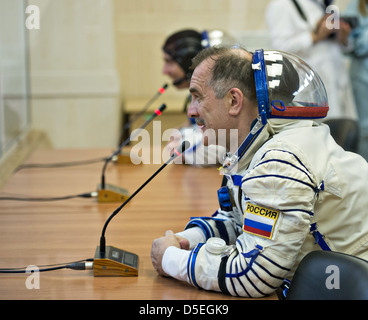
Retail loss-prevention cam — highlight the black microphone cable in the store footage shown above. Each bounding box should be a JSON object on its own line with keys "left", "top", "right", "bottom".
{"left": 0, "top": 258, "right": 94, "bottom": 273}
{"left": 15, "top": 156, "right": 108, "bottom": 172}
{"left": 0, "top": 191, "right": 97, "bottom": 202}
{"left": 5, "top": 105, "right": 166, "bottom": 202}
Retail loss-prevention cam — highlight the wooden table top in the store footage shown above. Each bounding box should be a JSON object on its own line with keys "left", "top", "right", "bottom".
{"left": 0, "top": 147, "right": 277, "bottom": 301}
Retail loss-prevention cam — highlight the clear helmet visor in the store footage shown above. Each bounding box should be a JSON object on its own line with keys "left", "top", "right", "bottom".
{"left": 201, "top": 29, "right": 236, "bottom": 48}
{"left": 253, "top": 50, "right": 329, "bottom": 123}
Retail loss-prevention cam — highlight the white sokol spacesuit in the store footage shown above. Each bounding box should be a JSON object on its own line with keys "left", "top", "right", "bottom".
{"left": 161, "top": 50, "right": 368, "bottom": 298}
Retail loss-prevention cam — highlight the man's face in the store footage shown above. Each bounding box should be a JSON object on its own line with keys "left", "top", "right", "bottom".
{"left": 162, "top": 53, "right": 188, "bottom": 89}
{"left": 188, "top": 58, "right": 232, "bottom": 147}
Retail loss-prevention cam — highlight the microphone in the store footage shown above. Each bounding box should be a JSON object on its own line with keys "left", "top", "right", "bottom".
{"left": 97, "top": 103, "right": 167, "bottom": 202}
{"left": 121, "top": 83, "right": 168, "bottom": 135}
{"left": 93, "top": 141, "right": 191, "bottom": 277}
{"left": 117, "top": 84, "right": 168, "bottom": 164}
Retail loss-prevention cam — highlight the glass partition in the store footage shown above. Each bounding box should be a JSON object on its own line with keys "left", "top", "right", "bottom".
{"left": 0, "top": 0, "right": 30, "bottom": 158}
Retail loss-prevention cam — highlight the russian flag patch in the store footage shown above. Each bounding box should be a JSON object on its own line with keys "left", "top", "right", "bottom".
{"left": 243, "top": 203, "right": 279, "bottom": 239}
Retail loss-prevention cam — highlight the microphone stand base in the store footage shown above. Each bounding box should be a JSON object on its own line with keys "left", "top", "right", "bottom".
{"left": 97, "top": 183, "right": 130, "bottom": 202}
{"left": 93, "top": 245, "right": 139, "bottom": 277}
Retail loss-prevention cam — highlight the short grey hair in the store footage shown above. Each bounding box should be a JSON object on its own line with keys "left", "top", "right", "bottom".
{"left": 190, "top": 46, "right": 257, "bottom": 102}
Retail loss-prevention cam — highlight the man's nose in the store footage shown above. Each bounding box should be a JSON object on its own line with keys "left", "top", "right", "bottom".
{"left": 187, "top": 101, "right": 198, "bottom": 119}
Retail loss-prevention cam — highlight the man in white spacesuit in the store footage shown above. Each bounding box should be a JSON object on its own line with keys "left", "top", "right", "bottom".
{"left": 151, "top": 46, "right": 368, "bottom": 298}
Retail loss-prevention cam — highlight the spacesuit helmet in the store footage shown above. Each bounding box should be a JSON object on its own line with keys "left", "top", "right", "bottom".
{"left": 252, "top": 49, "right": 329, "bottom": 125}
{"left": 201, "top": 29, "right": 236, "bottom": 49}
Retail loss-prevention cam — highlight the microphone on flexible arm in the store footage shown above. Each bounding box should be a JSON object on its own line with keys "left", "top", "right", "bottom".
{"left": 116, "top": 83, "right": 169, "bottom": 164}
{"left": 93, "top": 140, "right": 191, "bottom": 277}
{"left": 172, "top": 77, "right": 186, "bottom": 86}
{"left": 124, "top": 84, "right": 168, "bottom": 132}
{"left": 97, "top": 103, "right": 167, "bottom": 203}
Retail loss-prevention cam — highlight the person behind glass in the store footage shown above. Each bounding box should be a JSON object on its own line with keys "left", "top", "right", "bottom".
{"left": 162, "top": 29, "right": 226, "bottom": 166}
{"left": 151, "top": 46, "right": 368, "bottom": 298}
{"left": 265, "top": 0, "right": 357, "bottom": 121}
{"left": 345, "top": 0, "right": 368, "bottom": 161}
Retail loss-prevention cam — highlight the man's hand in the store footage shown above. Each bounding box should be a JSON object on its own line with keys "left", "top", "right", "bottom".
{"left": 312, "top": 14, "right": 336, "bottom": 43}
{"left": 336, "top": 19, "right": 351, "bottom": 46}
{"left": 151, "top": 230, "right": 189, "bottom": 276}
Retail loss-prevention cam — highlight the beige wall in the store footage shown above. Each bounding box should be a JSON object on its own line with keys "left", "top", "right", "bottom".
{"left": 114, "top": 0, "right": 269, "bottom": 99}
{"left": 29, "top": 0, "right": 351, "bottom": 148}
{"left": 114, "top": 0, "right": 350, "bottom": 98}
{"left": 29, "top": 0, "right": 121, "bottom": 148}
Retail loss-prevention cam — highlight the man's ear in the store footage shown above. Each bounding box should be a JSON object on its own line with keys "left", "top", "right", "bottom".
{"left": 226, "top": 88, "right": 244, "bottom": 116}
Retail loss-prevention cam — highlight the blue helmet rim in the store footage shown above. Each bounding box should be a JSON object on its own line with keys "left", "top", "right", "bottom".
{"left": 252, "top": 49, "right": 270, "bottom": 125}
